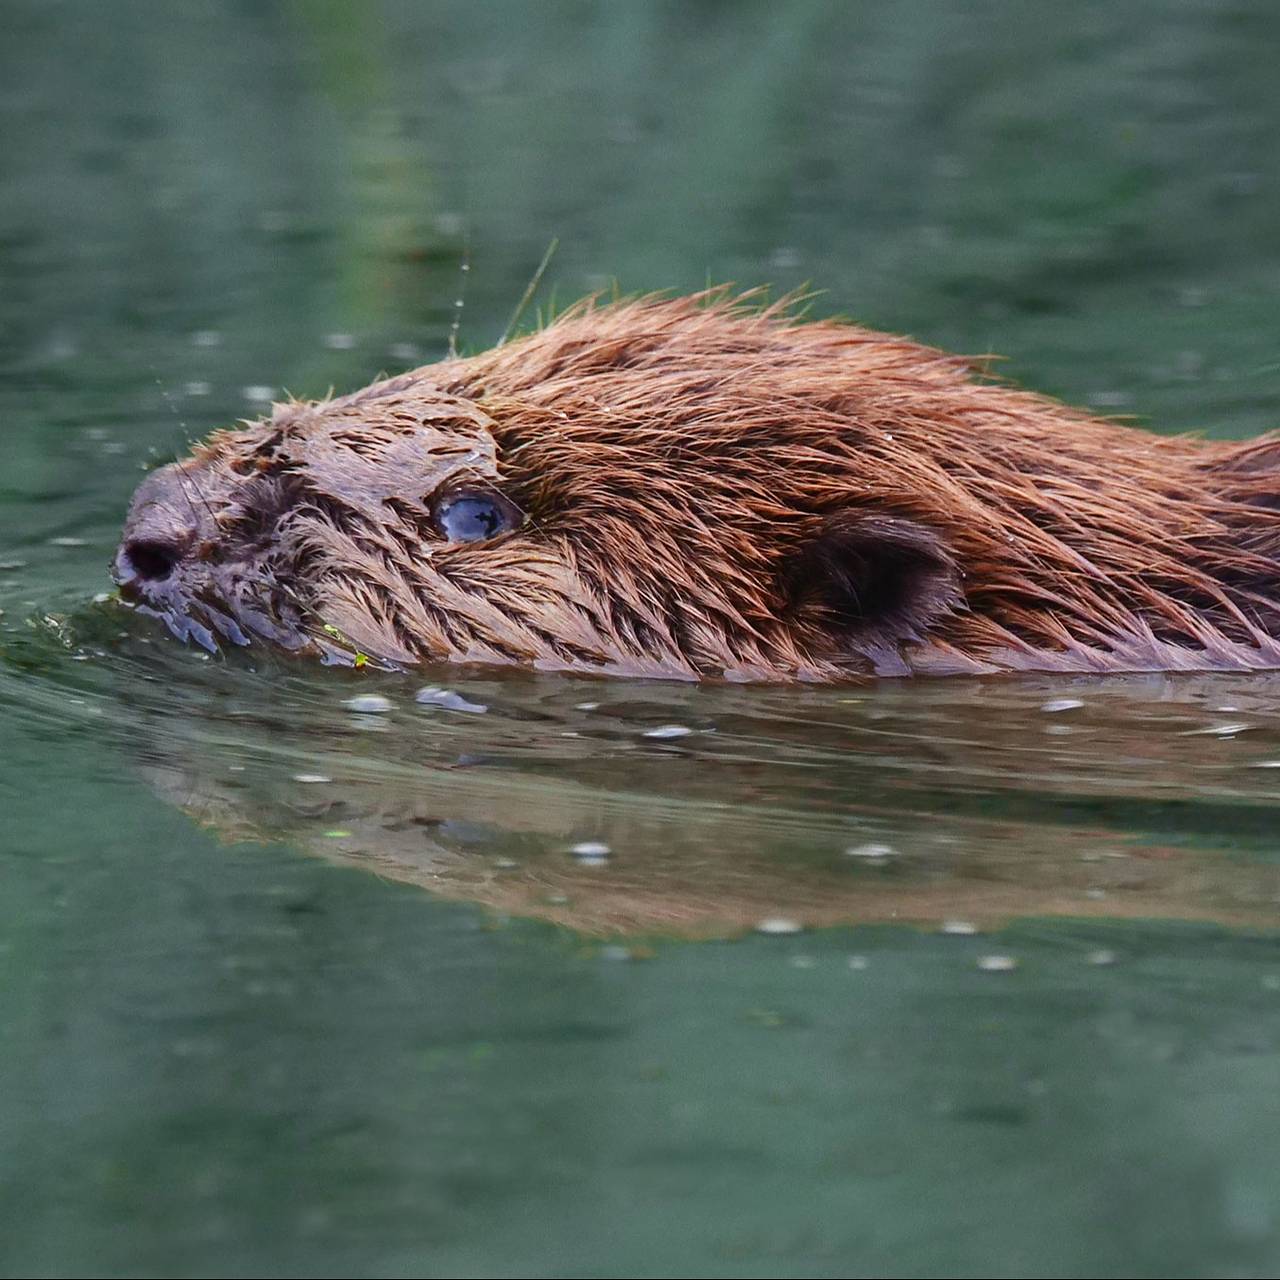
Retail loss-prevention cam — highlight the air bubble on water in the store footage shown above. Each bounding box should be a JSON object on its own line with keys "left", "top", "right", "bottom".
{"left": 48, "top": 536, "right": 88, "bottom": 547}
{"left": 643, "top": 724, "right": 693, "bottom": 739}
{"left": 184, "top": 381, "right": 211, "bottom": 397}
{"left": 977, "top": 954, "right": 1018, "bottom": 972}
{"left": 790, "top": 955, "right": 816, "bottom": 969}
{"left": 844, "top": 842, "right": 897, "bottom": 863}
{"left": 755, "top": 917, "right": 802, "bottom": 935}
{"left": 192, "top": 330, "right": 222, "bottom": 347}
{"left": 847, "top": 955, "right": 869, "bottom": 970}
{"left": 415, "top": 686, "right": 487, "bottom": 713}
{"left": 575, "top": 702, "right": 600, "bottom": 711}
{"left": 941, "top": 919, "right": 978, "bottom": 936}
{"left": 292, "top": 773, "right": 332, "bottom": 784}
{"left": 1185, "top": 722, "right": 1252, "bottom": 737}
{"left": 324, "top": 333, "right": 356, "bottom": 350}
{"left": 571, "top": 841, "right": 611, "bottom": 865}
{"left": 243, "top": 385, "right": 275, "bottom": 403}
{"left": 388, "top": 342, "right": 420, "bottom": 363}
{"left": 1086, "top": 949, "right": 1117, "bottom": 966}
{"left": 344, "top": 694, "right": 393, "bottom": 714}
{"left": 1040, "top": 697, "right": 1084, "bottom": 713}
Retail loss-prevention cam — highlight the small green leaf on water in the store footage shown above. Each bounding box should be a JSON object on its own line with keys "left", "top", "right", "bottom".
{"left": 323, "top": 830, "right": 353, "bottom": 839}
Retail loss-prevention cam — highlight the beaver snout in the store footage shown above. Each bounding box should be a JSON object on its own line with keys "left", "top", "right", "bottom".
{"left": 113, "top": 463, "right": 202, "bottom": 597}
{"left": 113, "top": 456, "right": 307, "bottom": 654}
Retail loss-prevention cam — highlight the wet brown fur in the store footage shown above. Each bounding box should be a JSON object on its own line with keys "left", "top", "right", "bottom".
{"left": 116, "top": 289, "right": 1280, "bottom": 680}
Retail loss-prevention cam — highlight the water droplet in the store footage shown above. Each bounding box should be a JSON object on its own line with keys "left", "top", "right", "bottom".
{"left": 1185, "top": 722, "right": 1252, "bottom": 738}
{"left": 344, "top": 694, "right": 393, "bottom": 714}
{"left": 643, "top": 724, "right": 693, "bottom": 739}
{"left": 243, "top": 385, "right": 275, "bottom": 403}
{"left": 415, "top": 686, "right": 487, "bottom": 713}
{"left": 755, "top": 917, "right": 802, "bottom": 935}
{"left": 941, "top": 919, "right": 978, "bottom": 936}
{"left": 1040, "top": 697, "right": 1084, "bottom": 713}
{"left": 571, "top": 841, "right": 611, "bottom": 866}
{"left": 844, "top": 842, "right": 897, "bottom": 863}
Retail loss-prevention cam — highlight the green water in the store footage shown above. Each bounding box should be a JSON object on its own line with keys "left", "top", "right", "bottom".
{"left": 5, "top": 3, "right": 1280, "bottom": 1275}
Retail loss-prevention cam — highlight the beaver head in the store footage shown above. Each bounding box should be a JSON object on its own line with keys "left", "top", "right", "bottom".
{"left": 114, "top": 291, "right": 1280, "bottom": 680}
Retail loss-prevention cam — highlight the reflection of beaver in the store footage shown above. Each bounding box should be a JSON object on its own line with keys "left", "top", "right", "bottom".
{"left": 115, "top": 290, "right": 1280, "bottom": 680}
{"left": 137, "top": 668, "right": 1280, "bottom": 937}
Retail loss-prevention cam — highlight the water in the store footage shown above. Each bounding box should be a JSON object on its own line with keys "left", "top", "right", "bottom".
{"left": 4, "top": 3, "right": 1280, "bottom": 1275}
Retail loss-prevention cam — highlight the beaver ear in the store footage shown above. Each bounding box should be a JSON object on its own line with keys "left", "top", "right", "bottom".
{"left": 782, "top": 513, "right": 963, "bottom": 669}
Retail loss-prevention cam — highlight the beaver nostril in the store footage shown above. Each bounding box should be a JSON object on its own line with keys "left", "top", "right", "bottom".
{"left": 123, "top": 537, "right": 184, "bottom": 582}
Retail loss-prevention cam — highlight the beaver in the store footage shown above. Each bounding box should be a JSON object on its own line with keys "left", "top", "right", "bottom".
{"left": 114, "top": 289, "right": 1280, "bottom": 681}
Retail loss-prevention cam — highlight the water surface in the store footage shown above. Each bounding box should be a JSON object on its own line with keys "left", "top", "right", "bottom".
{"left": 5, "top": 3, "right": 1280, "bottom": 1276}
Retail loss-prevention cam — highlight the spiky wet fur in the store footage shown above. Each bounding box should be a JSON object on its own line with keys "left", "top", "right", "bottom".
{"left": 122, "top": 290, "right": 1280, "bottom": 680}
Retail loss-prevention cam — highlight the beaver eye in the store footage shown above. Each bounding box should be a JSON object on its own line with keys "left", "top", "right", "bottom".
{"left": 433, "top": 490, "right": 523, "bottom": 543}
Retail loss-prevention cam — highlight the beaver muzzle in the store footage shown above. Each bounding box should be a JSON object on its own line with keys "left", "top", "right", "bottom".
{"left": 113, "top": 460, "right": 295, "bottom": 652}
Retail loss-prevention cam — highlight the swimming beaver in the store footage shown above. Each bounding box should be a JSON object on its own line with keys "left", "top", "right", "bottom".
{"left": 114, "top": 290, "right": 1280, "bottom": 680}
